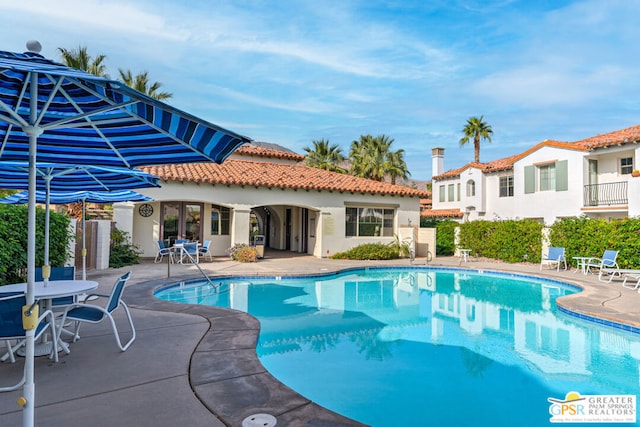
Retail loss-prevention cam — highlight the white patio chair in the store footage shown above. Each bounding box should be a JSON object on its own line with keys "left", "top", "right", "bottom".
{"left": 154, "top": 240, "right": 174, "bottom": 264}
{"left": 540, "top": 247, "right": 567, "bottom": 271}
{"left": 198, "top": 240, "right": 213, "bottom": 261}
{"left": 585, "top": 250, "right": 620, "bottom": 281}
{"left": 57, "top": 272, "right": 136, "bottom": 352}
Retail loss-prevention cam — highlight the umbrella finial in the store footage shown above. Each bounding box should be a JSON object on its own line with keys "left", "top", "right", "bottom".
{"left": 26, "top": 40, "right": 42, "bottom": 53}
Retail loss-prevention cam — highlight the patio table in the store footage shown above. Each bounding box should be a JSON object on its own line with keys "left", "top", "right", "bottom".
{"left": 572, "top": 256, "right": 591, "bottom": 275}
{"left": 1, "top": 280, "right": 98, "bottom": 356}
{"left": 459, "top": 249, "right": 472, "bottom": 264}
{"left": 173, "top": 242, "right": 201, "bottom": 264}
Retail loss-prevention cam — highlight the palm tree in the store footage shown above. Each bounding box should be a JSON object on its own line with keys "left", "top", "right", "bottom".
{"left": 303, "top": 139, "right": 346, "bottom": 173}
{"left": 57, "top": 45, "right": 108, "bottom": 77}
{"left": 349, "top": 134, "right": 409, "bottom": 183}
{"left": 118, "top": 69, "right": 173, "bottom": 101}
{"left": 459, "top": 116, "right": 493, "bottom": 163}
{"left": 384, "top": 148, "right": 410, "bottom": 185}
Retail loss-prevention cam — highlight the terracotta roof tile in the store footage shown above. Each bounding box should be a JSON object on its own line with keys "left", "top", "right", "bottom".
{"left": 570, "top": 124, "right": 640, "bottom": 150}
{"left": 140, "top": 161, "right": 430, "bottom": 198}
{"left": 234, "top": 144, "right": 305, "bottom": 161}
{"left": 434, "top": 123, "right": 640, "bottom": 181}
{"left": 420, "top": 208, "right": 463, "bottom": 218}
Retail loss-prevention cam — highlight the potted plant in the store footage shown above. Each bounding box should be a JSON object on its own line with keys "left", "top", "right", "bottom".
{"left": 632, "top": 170, "right": 640, "bottom": 177}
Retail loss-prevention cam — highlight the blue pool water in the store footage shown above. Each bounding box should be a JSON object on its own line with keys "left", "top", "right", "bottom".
{"left": 155, "top": 268, "right": 640, "bottom": 426}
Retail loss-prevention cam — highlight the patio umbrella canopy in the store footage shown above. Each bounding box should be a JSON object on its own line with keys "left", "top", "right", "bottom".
{"left": 0, "top": 42, "right": 251, "bottom": 427}
{"left": 0, "top": 162, "right": 160, "bottom": 191}
{"left": 0, "top": 162, "right": 160, "bottom": 280}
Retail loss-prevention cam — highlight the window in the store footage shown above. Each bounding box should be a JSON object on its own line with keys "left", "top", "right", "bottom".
{"left": 210, "top": 204, "right": 230, "bottom": 235}
{"left": 524, "top": 160, "right": 567, "bottom": 193}
{"left": 457, "top": 183, "right": 461, "bottom": 201}
{"left": 620, "top": 157, "right": 633, "bottom": 175}
{"left": 466, "top": 180, "right": 475, "bottom": 197}
{"left": 539, "top": 163, "right": 556, "bottom": 191}
{"left": 345, "top": 207, "right": 394, "bottom": 237}
{"left": 499, "top": 175, "right": 514, "bottom": 197}
{"left": 439, "top": 185, "right": 445, "bottom": 202}
{"left": 448, "top": 184, "right": 455, "bottom": 201}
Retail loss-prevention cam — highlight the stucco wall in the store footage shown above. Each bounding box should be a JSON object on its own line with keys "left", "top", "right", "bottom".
{"left": 117, "top": 181, "right": 422, "bottom": 259}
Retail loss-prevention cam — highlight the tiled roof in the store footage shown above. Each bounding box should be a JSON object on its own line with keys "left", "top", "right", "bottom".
{"left": 140, "top": 161, "right": 430, "bottom": 197}
{"left": 234, "top": 144, "right": 305, "bottom": 161}
{"left": 433, "top": 123, "right": 640, "bottom": 180}
{"left": 571, "top": 124, "right": 640, "bottom": 150}
{"left": 420, "top": 208, "right": 463, "bottom": 218}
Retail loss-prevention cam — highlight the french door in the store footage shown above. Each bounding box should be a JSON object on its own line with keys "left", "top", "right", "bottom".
{"left": 161, "top": 202, "right": 203, "bottom": 245}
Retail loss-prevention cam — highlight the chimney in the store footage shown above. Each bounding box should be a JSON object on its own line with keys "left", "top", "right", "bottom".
{"left": 432, "top": 147, "right": 444, "bottom": 178}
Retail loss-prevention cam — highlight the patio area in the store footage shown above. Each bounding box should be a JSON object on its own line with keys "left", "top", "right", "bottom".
{"left": 1, "top": 252, "right": 640, "bottom": 426}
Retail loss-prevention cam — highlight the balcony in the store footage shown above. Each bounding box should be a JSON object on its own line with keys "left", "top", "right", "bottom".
{"left": 583, "top": 181, "right": 628, "bottom": 207}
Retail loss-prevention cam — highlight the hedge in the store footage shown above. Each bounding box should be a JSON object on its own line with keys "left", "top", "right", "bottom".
{"left": 448, "top": 216, "right": 640, "bottom": 267}
{"left": 0, "top": 204, "right": 72, "bottom": 286}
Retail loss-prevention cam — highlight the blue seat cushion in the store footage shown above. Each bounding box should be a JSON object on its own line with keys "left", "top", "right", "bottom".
{"left": 66, "top": 306, "right": 105, "bottom": 323}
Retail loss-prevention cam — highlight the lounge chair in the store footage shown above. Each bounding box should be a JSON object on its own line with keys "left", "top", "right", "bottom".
{"left": 0, "top": 293, "right": 58, "bottom": 374}
{"left": 154, "top": 240, "right": 173, "bottom": 264}
{"left": 540, "top": 247, "right": 567, "bottom": 271}
{"left": 57, "top": 272, "right": 136, "bottom": 352}
{"left": 621, "top": 271, "right": 640, "bottom": 289}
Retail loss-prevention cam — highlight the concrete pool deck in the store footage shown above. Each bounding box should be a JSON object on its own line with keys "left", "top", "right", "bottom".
{"left": 1, "top": 252, "right": 640, "bottom": 426}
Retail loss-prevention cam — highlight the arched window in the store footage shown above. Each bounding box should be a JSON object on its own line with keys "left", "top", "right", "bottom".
{"left": 466, "top": 180, "right": 476, "bottom": 197}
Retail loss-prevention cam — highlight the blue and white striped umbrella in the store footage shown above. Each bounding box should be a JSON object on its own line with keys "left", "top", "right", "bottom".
{"left": 0, "top": 43, "right": 251, "bottom": 426}
{"left": 0, "top": 189, "right": 153, "bottom": 280}
{"left": 0, "top": 49, "right": 251, "bottom": 168}
{"left": 0, "top": 162, "right": 160, "bottom": 191}
{"left": 0, "top": 189, "right": 152, "bottom": 204}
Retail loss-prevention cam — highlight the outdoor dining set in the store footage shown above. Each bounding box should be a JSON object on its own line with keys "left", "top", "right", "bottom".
{"left": 0, "top": 43, "right": 252, "bottom": 426}
{"left": 155, "top": 239, "right": 213, "bottom": 265}
{"left": 539, "top": 247, "right": 640, "bottom": 291}
{"left": 1, "top": 268, "right": 136, "bottom": 387}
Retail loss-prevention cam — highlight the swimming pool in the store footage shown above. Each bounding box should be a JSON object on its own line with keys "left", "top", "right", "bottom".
{"left": 155, "top": 267, "right": 640, "bottom": 426}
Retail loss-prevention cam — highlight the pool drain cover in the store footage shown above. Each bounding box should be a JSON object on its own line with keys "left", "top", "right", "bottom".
{"left": 242, "top": 413, "right": 277, "bottom": 427}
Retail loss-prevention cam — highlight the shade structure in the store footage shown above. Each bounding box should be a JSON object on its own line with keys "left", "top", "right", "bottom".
{"left": 0, "top": 189, "right": 152, "bottom": 280}
{"left": 0, "top": 162, "right": 160, "bottom": 192}
{"left": 0, "top": 161, "right": 160, "bottom": 281}
{"left": 0, "top": 189, "right": 152, "bottom": 204}
{"left": 0, "top": 50, "right": 251, "bottom": 167}
{"left": 0, "top": 45, "right": 251, "bottom": 427}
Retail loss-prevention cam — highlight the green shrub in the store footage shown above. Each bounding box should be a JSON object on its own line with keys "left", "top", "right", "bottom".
{"left": 549, "top": 216, "right": 640, "bottom": 269}
{"left": 227, "top": 243, "right": 257, "bottom": 262}
{"left": 109, "top": 227, "right": 141, "bottom": 268}
{"left": 0, "top": 204, "right": 71, "bottom": 286}
{"left": 459, "top": 219, "right": 543, "bottom": 263}
{"left": 387, "top": 234, "right": 411, "bottom": 258}
{"left": 421, "top": 218, "right": 458, "bottom": 255}
{"left": 331, "top": 243, "right": 399, "bottom": 260}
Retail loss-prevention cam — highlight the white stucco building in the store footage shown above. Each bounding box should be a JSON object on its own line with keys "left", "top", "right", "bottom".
{"left": 114, "top": 144, "right": 431, "bottom": 259}
{"left": 430, "top": 124, "right": 640, "bottom": 224}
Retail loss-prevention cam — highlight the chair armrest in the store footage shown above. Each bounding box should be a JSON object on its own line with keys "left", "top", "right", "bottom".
{"left": 85, "top": 293, "right": 109, "bottom": 299}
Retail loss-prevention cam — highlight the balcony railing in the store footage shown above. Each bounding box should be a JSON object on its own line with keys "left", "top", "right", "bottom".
{"left": 583, "top": 181, "right": 628, "bottom": 207}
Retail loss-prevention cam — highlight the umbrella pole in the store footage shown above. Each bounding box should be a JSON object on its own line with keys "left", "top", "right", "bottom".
{"left": 82, "top": 200, "right": 86, "bottom": 280}
{"left": 43, "top": 178, "right": 51, "bottom": 286}
{"left": 23, "top": 72, "right": 39, "bottom": 427}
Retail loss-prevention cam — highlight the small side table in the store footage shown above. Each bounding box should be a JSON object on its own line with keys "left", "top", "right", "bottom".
{"left": 572, "top": 256, "right": 591, "bottom": 275}
{"left": 459, "top": 249, "right": 472, "bottom": 264}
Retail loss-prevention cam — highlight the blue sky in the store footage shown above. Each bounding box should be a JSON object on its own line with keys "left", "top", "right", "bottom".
{"left": 1, "top": 0, "right": 639, "bottom": 182}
